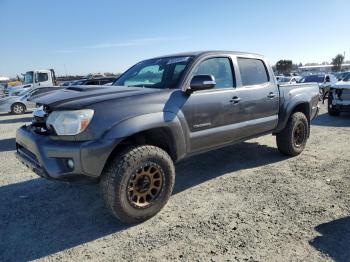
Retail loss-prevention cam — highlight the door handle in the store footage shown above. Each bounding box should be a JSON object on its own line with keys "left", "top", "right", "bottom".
{"left": 267, "top": 92, "right": 276, "bottom": 98}
{"left": 230, "top": 96, "right": 241, "bottom": 103}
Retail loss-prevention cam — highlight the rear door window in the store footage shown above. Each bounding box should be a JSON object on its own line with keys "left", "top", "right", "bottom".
{"left": 237, "top": 58, "right": 269, "bottom": 86}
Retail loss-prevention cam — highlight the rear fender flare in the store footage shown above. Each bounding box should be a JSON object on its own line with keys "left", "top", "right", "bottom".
{"left": 275, "top": 94, "right": 311, "bottom": 133}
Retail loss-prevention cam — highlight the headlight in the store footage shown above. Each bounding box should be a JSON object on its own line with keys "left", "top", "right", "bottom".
{"left": 46, "top": 109, "right": 94, "bottom": 135}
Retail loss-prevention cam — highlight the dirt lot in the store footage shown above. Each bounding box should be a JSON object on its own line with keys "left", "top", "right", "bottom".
{"left": 0, "top": 105, "right": 349, "bottom": 262}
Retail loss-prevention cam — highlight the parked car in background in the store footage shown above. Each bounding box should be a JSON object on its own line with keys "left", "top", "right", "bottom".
{"left": 60, "top": 81, "right": 73, "bottom": 86}
{"left": 328, "top": 73, "right": 350, "bottom": 116}
{"left": 70, "top": 77, "right": 117, "bottom": 86}
{"left": 16, "top": 51, "right": 319, "bottom": 224}
{"left": 334, "top": 71, "right": 350, "bottom": 81}
{"left": 0, "top": 84, "right": 6, "bottom": 98}
{"left": 0, "top": 86, "right": 63, "bottom": 114}
{"left": 298, "top": 74, "right": 337, "bottom": 102}
{"left": 277, "top": 76, "right": 299, "bottom": 85}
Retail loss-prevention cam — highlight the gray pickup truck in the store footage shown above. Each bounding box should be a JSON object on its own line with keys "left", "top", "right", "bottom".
{"left": 16, "top": 51, "right": 319, "bottom": 224}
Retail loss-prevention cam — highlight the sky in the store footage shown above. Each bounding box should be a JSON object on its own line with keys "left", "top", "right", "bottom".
{"left": 0, "top": 0, "right": 349, "bottom": 77}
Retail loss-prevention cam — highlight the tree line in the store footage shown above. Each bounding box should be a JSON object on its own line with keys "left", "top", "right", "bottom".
{"left": 275, "top": 54, "right": 346, "bottom": 75}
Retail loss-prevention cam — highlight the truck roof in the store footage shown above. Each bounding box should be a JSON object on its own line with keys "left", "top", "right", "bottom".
{"left": 151, "top": 50, "right": 265, "bottom": 59}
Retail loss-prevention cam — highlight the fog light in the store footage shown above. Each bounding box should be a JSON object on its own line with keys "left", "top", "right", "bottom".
{"left": 67, "top": 159, "right": 74, "bottom": 169}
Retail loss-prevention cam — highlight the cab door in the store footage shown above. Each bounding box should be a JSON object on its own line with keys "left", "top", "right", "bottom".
{"left": 181, "top": 56, "right": 238, "bottom": 152}
{"left": 232, "top": 57, "right": 279, "bottom": 135}
{"left": 181, "top": 55, "right": 279, "bottom": 153}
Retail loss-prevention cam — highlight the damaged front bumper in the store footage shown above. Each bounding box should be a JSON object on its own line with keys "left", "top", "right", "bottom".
{"left": 16, "top": 125, "right": 120, "bottom": 180}
{"left": 330, "top": 88, "right": 350, "bottom": 112}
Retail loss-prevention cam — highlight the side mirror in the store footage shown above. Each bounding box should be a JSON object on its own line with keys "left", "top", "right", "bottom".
{"left": 189, "top": 75, "right": 216, "bottom": 92}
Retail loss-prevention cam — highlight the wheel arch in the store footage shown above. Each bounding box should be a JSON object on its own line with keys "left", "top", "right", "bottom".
{"left": 103, "top": 112, "right": 187, "bottom": 163}
{"left": 275, "top": 100, "right": 311, "bottom": 134}
{"left": 11, "top": 102, "right": 26, "bottom": 113}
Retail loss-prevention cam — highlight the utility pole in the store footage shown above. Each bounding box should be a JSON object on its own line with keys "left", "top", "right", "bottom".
{"left": 64, "top": 64, "right": 67, "bottom": 77}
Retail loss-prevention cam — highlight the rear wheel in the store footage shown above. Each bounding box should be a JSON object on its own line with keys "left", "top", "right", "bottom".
{"left": 11, "top": 103, "right": 26, "bottom": 115}
{"left": 328, "top": 95, "right": 340, "bottom": 116}
{"left": 101, "top": 145, "right": 175, "bottom": 224}
{"left": 276, "top": 112, "right": 309, "bottom": 156}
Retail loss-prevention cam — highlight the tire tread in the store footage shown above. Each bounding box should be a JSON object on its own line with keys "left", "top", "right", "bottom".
{"left": 101, "top": 145, "right": 174, "bottom": 224}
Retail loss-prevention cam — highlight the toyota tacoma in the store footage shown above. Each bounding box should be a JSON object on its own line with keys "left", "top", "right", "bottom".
{"left": 16, "top": 51, "right": 319, "bottom": 224}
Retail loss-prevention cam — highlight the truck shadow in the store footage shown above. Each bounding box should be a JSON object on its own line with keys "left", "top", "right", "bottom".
{"left": 0, "top": 138, "right": 16, "bottom": 152}
{"left": 309, "top": 217, "right": 350, "bottom": 261}
{"left": 174, "top": 141, "right": 285, "bottom": 194}
{"left": 0, "top": 116, "right": 32, "bottom": 124}
{"left": 0, "top": 141, "right": 286, "bottom": 261}
{"left": 312, "top": 112, "right": 350, "bottom": 127}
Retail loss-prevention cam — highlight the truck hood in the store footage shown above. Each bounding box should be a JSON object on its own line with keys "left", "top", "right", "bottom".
{"left": 333, "top": 81, "right": 350, "bottom": 90}
{"left": 32, "top": 85, "right": 161, "bottom": 110}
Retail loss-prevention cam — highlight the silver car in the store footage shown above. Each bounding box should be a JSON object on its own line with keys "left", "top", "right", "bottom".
{"left": 0, "top": 88, "right": 38, "bottom": 114}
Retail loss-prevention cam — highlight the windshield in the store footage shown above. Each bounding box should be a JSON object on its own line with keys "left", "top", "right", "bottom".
{"left": 113, "top": 56, "right": 193, "bottom": 89}
{"left": 23, "top": 71, "right": 34, "bottom": 84}
{"left": 342, "top": 73, "right": 350, "bottom": 81}
{"left": 299, "top": 75, "right": 324, "bottom": 83}
{"left": 12, "top": 88, "right": 29, "bottom": 96}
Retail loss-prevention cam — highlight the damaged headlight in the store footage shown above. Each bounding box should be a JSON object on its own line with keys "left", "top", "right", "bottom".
{"left": 46, "top": 109, "right": 94, "bottom": 135}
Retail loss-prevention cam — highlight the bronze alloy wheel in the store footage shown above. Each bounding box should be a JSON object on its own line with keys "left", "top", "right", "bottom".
{"left": 127, "top": 163, "right": 164, "bottom": 208}
{"left": 293, "top": 122, "right": 306, "bottom": 147}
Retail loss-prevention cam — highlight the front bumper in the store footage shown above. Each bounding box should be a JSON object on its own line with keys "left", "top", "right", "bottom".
{"left": 331, "top": 99, "right": 350, "bottom": 112}
{"left": 16, "top": 125, "right": 119, "bottom": 180}
{"left": 0, "top": 103, "right": 11, "bottom": 113}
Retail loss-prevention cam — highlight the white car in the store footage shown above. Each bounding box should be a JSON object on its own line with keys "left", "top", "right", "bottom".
{"left": 0, "top": 87, "right": 59, "bottom": 114}
{"left": 0, "top": 89, "right": 36, "bottom": 114}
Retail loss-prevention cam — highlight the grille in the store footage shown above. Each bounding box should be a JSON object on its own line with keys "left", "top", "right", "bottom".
{"left": 341, "top": 89, "right": 350, "bottom": 100}
{"left": 17, "top": 144, "right": 39, "bottom": 165}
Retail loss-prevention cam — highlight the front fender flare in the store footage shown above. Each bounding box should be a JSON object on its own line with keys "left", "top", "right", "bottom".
{"left": 102, "top": 112, "right": 187, "bottom": 160}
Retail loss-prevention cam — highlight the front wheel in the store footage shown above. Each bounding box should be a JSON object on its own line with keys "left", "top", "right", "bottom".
{"left": 276, "top": 112, "right": 309, "bottom": 156}
{"left": 328, "top": 95, "right": 340, "bottom": 116}
{"left": 11, "top": 103, "right": 26, "bottom": 114}
{"left": 101, "top": 145, "right": 175, "bottom": 224}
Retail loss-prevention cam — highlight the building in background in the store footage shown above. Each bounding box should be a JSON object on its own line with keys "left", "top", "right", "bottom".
{"left": 299, "top": 63, "right": 350, "bottom": 74}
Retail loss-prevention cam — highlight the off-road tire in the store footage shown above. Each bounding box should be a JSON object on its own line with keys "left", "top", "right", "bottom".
{"left": 101, "top": 145, "right": 175, "bottom": 224}
{"left": 11, "top": 103, "right": 26, "bottom": 115}
{"left": 276, "top": 112, "right": 309, "bottom": 156}
{"left": 328, "top": 95, "right": 340, "bottom": 116}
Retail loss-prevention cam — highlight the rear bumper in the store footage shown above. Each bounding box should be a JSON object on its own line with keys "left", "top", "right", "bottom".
{"left": 16, "top": 125, "right": 119, "bottom": 180}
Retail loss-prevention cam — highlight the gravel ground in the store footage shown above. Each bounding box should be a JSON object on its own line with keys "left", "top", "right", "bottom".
{"left": 0, "top": 105, "right": 349, "bottom": 262}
